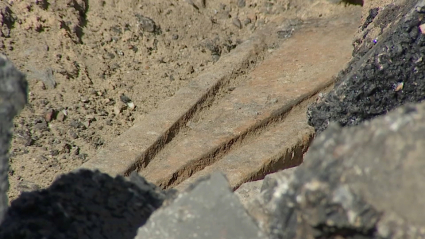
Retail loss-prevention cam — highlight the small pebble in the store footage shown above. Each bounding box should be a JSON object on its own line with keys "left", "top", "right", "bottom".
{"left": 127, "top": 102, "right": 135, "bottom": 110}
{"left": 69, "top": 130, "right": 78, "bottom": 139}
{"left": 244, "top": 18, "right": 251, "bottom": 26}
{"left": 45, "top": 109, "right": 55, "bottom": 122}
{"left": 233, "top": 18, "right": 242, "bottom": 29}
{"left": 56, "top": 111, "right": 66, "bottom": 122}
{"left": 34, "top": 121, "right": 48, "bottom": 132}
{"left": 136, "top": 14, "right": 157, "bottom": 33}
{"left": 120, "top": 94, "right": 132, "bottom": 104}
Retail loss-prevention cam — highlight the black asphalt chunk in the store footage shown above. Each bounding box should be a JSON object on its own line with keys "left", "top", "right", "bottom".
{"left": 308, "top": 0, "right": 425, "bottom": 133}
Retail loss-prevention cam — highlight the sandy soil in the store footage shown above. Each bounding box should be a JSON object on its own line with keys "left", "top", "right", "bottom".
{"left": 1, "top": 0, "right": 362, "bottom": 201}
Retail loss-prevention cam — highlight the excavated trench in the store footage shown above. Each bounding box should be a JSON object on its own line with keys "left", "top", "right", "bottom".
{"left": 82, "top": 6, "right": 363, "bottom": 191}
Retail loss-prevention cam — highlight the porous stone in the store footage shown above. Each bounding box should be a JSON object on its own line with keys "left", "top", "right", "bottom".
{"left": 253, "top": 102, "right": 425, "bottom": 239}
{"left": 308, "top": 0, "right": 425, "bottom": 133}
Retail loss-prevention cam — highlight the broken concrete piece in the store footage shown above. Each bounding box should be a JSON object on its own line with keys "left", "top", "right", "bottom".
{"left": 136, "top": 172, "right": 266, "bottom": 239}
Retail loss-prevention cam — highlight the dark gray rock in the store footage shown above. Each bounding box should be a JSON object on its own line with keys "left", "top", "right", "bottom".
{"left": 0, "top": 54, "right": 27, "bottom": 224}
{"left": 308, "top": 0, "right": 425, "bottom": 133}
{"left": 0, "top": 169, "right": 166, "bottom": 239}
{"left": 135, "top": 14, "right": 158, "bottom": 33}
{"left": 136, "top": 172, "right": 266, "bottom": 239}
{"left": 256, "top": 102, "right": 425, "bottom": 239}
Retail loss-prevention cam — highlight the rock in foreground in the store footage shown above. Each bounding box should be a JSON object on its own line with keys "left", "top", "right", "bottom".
{"left": 0, "top": 170, "right": 166, "bottom": 239}
{"left": 308, "top": 0, "right": 425, "bottom": 132}
{"left": 250, "top": 102, "right": 425, "bottom": 239}
{"left": 136, "top": 172, "right": 266, "bottom": 239}
{"left": 0, "top": 54, "right": 27, "bottom": 223}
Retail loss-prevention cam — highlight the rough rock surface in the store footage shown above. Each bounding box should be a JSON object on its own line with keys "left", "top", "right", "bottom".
{"left": 308, "top": 0, "right": 425, "bottom": 132}
{"left": 0, "top": 54, "right": 27, "bottom": 223}
{"left": 234, "top": 168, "right": 297, "bottom": 210}
{"left": 0, "top": 170, "right": 166, "bottom": 239}
{"left": 252, "top": 102, "right": 425, "bottom": 239}
{"left": 238, "top": 168, "right": 297, "bottom": 236}
{"left": 234, "top": 179, "right": 263, "bottom": 208}
{"left": 136, "top": 172, "right": 266, "bottom": 239}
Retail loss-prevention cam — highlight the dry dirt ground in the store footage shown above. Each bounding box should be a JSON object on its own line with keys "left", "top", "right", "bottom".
{"left": 1, "top": 0, "right": 362, "bottom": 201}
